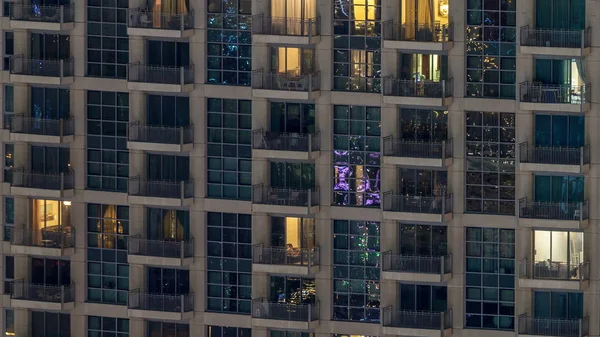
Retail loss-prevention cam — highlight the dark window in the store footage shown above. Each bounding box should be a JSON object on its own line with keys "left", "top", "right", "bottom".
{"left": 147, "top": 208, "right": 190, "bottom": 241}
{"left": 270, "top": 162, "right": 315, "bottom": 189}
{"left": 4, "top": 256, "right": 13, "bottom": 294}
{"left": 30, "top": 146, "right": 70, "bottom": 174}
{"left": 31, "top": 311, "right": 70, "bottom": 337}
{"left": 147, "top": 321, "right": 188, "bottom": 337}
{"left": 4, "top": 309, "right": 14, "bottom": 337}
{"left": 207, "top": 326, "right": 250, "bottom": 337}
{"left": 270, "top": 102, "right": 315, "bottom": 134}
{"left": 146, "top": 41, "right": 189, "bottom": 67}
{"left": 399, "top": 108, "right": 448, "bottom": 142}
{"left": 399, "top": 168, "right": 447, "bottom": 196}
{"left": 3, "top": 31, "right": 13, "bottom": 70}
{"left": 4, "top": 85, "right": 14, "bottom": 128}
{"left": 147, "top": 267, "right": 189, "bottom": 295}
{"left": 3, "top": 197, "right": 14, "bottom": 241}
{"left": 533, "top": 291, "right": 583, "bottom": 319}
{"left": 399, "top": 284, "right": 447, "bottom": 312}
{"left": 87, "top": 316, "right": 129, "bottom": 337}
{"left": 147, "top": 95, "right": 190, "bottom": 127}
{"left": 147, "top": 154, "right": 189, "bottom": 181}
{"left": 31, "top": 87, "right": 70, "bottom": 119}
{"left": 31, "top": 258, "right": 70, "bottom": 286}
{"left": 399, "top": 224, "right": 447, "bottom": 256}
{"left": 30, "top": 33, "right": 70, "bottom": 59}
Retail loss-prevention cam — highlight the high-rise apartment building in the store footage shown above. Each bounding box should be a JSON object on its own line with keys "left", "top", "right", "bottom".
{"left": 0, "top": 0, "right": 595, "bottom": 337}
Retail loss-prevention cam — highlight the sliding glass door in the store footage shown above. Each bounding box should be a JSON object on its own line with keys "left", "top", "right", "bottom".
{"left": 534, "top": 115, "right": 584, "bottom": 147}
{"left": 535, "top": 0, "right": 585, "bottom": 30}
{"left": 533, "top": 175, "right": 583, "bottom": 203}
{"left": 533, "top": 230, "right": 583, "bottom": 265}
{"left": 271, "top": 217, "right": 315, "bottom": 249}
{"left": 534, "top": 291, "right": 583, "bottom": 319}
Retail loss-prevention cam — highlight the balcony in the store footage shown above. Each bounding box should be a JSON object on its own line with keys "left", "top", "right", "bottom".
{"left": 252, "top": 244, "right": 319, "bottom": 276}
{"left": 252, "top": 130, "right": 320, "bottom": 161}
{"left": 127, "top": 63, "right": 194, "bottom": 93}
{"left": 252, "top": 14, "right": 320, "bottom": 45}
{"left": 519, "top": 82, "right": 591, "bottom": 113}
{"left": 8, "top": 168, "right": 74, "bottom": 198}
{"left": 383, "top": 77, "right": 453, "bottom": 107}
{"left": 520, "top": 26, "right": 591, "bottom": 57}
{"left": 9, "top": 3, "right": 74, "bottom": 31}
{"left": 382, "top": 307, "right": 453, "bottom": 337}
{"left": 519, "top": 198, "right": 588, "bottom": 230}
{"left": 518, "top": 314, "right": 589, "bottom": 337}
{"left": 519, "top": 143, "right": 589, "bottom": 174}
{"left": 252, "top": 299, "right": 320, "bottom": 330}
{"left": 383, "top": 136, "right": 452, "bottom": 167}
{"left": 252, "top": 184, "right": 320, "bottom": 215}
{"left": 9, "top": 226, "right": 74, "bottom": 257}
{"left": 8, "top": 115, "right": 74, "bottom": 144}
{"left": 252, "top": 70, "right": 320, "bottom": 100}
{"left": 127, "top": 9, "right": 194, "bottom": 38}
{"left": 381, "top": 252, "right": 452, "bottom": 283}
{"left": 128, "top": 177, "right": 194, "bottom": 207}
{"left": 382, "top": 21, "right": 454, "bottom": 52}
{"left": 10, "top": 280, "right": 74, "bottom": 311}
{"left": 9, "top": 56, "right": 74, "bottom": 85}
{"left": 518, "top": 259, "right": 589, "bottom": 291}
{"left": 128, "top": 290, "right": 194, "bottom": 321}
{"left": 127, "top": 122, "right": 193, "bottom": 153}
{"left": 382, "top": 192, "right": 453, "bottom": 223}
{"left": 127, "top": 235, "right": 194, "bottom": 267}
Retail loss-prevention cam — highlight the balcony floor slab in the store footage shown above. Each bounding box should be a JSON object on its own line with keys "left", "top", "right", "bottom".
{"left": 127, "top": 27, "right": 194, "bottom": 39}
{"left": 10, "top": 245, "right": 74, "bottom": 257}
{"left": 127, "top": 141, "right": 193, "bottom": 153}
{"left": 252, "top": 89, "right": 320, "bottom": 101}
{"left": 252, "top": 149, "right": 320, "bottom": 161}
{"left": 128, "top": 195, "right": 193, "bottom": 207}
{"left": 520, "top": 45, "right": 590, "bottom": 58}
{"left": 382, "top": 155, "right": 452, "bottom": 168}
{"left": 127, "top": 254, "right": 193, "bottom": 267}
{"left": 518, "top": 278, "right": 588, "bottom": 291}
{"left": 10, "top": 186, "right": 74, "bottom": 199}
{"left": 383, "top": 40, "right": 453, "bottom": 52}
{"left": 251, "top": 318, "right": 318, "bottom": 331}
{"left": 519, "top": 162, "right": 588, "bottom": 174}
{"left": 10, "top": 299, "right": 74, "bottom": 311}
{"left": 519, "top": 102, "right": 590, "bottom": 113}
{"left": 128, "top": 309, "right": 193, "bottom": 321}
{"left": 127, "top": 82, "right": 194, "bottom": 93}
{"left": 381, "top": 271, "right": 451, "bottom": 283}
{"left": 383, "top": 211, "right": 452, "bottom": 224}
{"left": 9, "top": 20, "right": 74, "bottom": 31}
{"left": 252, "top": 204, "right": 319, "bottom": 216}
{"left": 10, "top": 74, "right": 73, "bottom": 86}
{"left": 518, "top": 217, "right": 588, "bottom": 230}
{"left": 383, "top": 95, "right": 453, "bottom": 108}
{"left": 253, "top": 34, "right": 320, "bottom": 45}
{"left": 9, "top": 132, "right": 73, "bottom": 144}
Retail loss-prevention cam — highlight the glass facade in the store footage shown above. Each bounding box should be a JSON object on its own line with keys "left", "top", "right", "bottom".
{"left": 86, "top": 0, "right": 129, "bottom": 79}
{"left": 206, "top": 212, "right": 252, "bottom": 314}
{"left": 30, "top": 87, "right": 70, "bottom": 120}
{"left": 206, "top": 0, "right": 252, "bottom": 85}
{"left": 535, "top": 114, "right": 584, "bottom": 147}
{"left": 87, "top": 316, "right": 129, "bottom": 337}
{"left": 86, "top": 204, "right": 129, "bottom": 305}
{"left": 333, "top": 220, "right": 380, "bottom": 322}
{"left": 333, "top": 0, "right": 381, "bottom": 92}
{"left": 333, "top": 105, "right": 381, "bottom": 207}
{"left": 399, "top": 109, "right": 448, "bottom": 142}
{"left": 399, "top": 284, "right": 447, "bottom": 312}
{"left": 465, "top": 111, "right": 515, "bottom": 215}
{"left": 465, "top": 227, "right": 515, "bottom": 330}
{"left": 207, "top": 326, "right": 251, "bottom": 337}
{"left": 206, "top": 98, "right": 252, "bottom": 200}
{"left": 466, "top": 0, "right": 517, "bottom": 98}
{"left": 86, "top": 91, "right": 129, "bottom": 192}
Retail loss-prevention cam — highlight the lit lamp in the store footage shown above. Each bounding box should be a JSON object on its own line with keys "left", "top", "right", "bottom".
{"left": 439, "top": 0, "right": 449, "bottom": 17}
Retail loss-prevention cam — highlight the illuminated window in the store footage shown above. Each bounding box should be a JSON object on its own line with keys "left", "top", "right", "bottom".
{"left": 271, "top": 47, "right": 315, "bottom": 75}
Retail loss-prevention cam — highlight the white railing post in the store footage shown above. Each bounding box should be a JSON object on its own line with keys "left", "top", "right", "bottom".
{"left": 180, "top": 66, "right": 185, "bottom": 86}
{"left": 59, "top": 59, "right": 64, "bottom": 79}
{"left": 60, "top": 5, "right": 64, "bottom": 23}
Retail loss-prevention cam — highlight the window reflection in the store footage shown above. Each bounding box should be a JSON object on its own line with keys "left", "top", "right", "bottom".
{"left": 400, "top": 109, "right": 448, "bottom": 142}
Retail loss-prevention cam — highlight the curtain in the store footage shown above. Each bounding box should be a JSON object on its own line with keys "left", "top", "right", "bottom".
{"left": 536, "top": 0, "right": 585, "bottom": 30}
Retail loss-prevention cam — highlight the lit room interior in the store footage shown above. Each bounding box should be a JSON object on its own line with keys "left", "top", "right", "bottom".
{"left": 400, "top": 53, "right": 447, "bottom": 81}
{"left": 401, "top": 0, "right": 450, "bottom": 40}
{"left": 533, "top": 230, "right": 584, "bottom": 279}
{"left": 30, "top": 199, "right": 72, "bottom": 246}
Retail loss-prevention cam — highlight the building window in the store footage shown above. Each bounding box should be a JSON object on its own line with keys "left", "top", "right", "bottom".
{"left": 333, "top": 105, "right": 381, "bottom": 207}
{"left": 31, "top": 311, "right": 70, "bottom": 337}
{"left": 466, "top": 0, "right": 516, "bottom": 98}
{"left": 31, "top": 87, "right": 70, "bottom": 120}
{"left": 3, "top": 144, "right": 13, "bottom": 183}
{"left": 147, "top": 154, "right": 190, "bottom": 181}
{"left": 31, "top": 258, "right": 70, "bottom": 286}
{"left": 465, "top": 111, "right": 515, "bottom": 215}
{"left": 465, "top": 227, "right": 515, "bottom": 330}
{"left": 147, "top": 322, "right": 189, "bottom": 337}
{"left": 271, "top": 332, "right": 311, "bottom": 337}
{"left": 3, "top": 256, "right": 13, "bottom": 294}
{"left": 270, "top": 276, "right": 315, "bottom": 304}
{"left": 86, "top": 0, "right": 129, "bottom": 78}
{"left": 147, "top": 208, "right": 190, "bottom": 241}
{"left": 533, "top": 175, "right": 583, "bottom": 204}
{"left": 86, "top": 204, "right": 129, "bottom": 304}
{"left": 146, "top": 40, "right": 190, "bottom": 67}
{"left": 399, "top": 109, "right": 448, "bottom": 142}
{"left": 30, "top": 146, "right": 70, "bottom": 174}
{"left": 533, "top": 230, "right": 583, "bottom": 271}
{"left": 3, "top": 197, "right": 13, "bottom": 242}
{"left": 2, "top": 1, "right": 11, "bottom": 18}
{"left": 399, "top": 168, "right": 447, "bottom": 196}
{"left": 270, "top": 162, "right": 315, "bottom": 189}
{"left": 534, "top": 114, "right": 584, "bottom": 147}
{"left": 399, "top": 284, "right": 447, "bottom": 312}
{"left": 333, "top": 0, "right": 381, "bottom": 92}
{"left": 533, "top": 291, "right": 583, "bottom": 319}
{"left": 3, "top": 85, "right": 13, "bottom": 128}
{"left": 333, "top": 220, "right": 380, "bottom": 322}
{"left": 399, "top": 224, "right": 447, "bottom": 256}
{"left": 147, "top": 267, "right": 189, "bottom": 295}
{"left": 206, "top": 0, "right": 252, "bottom": 86}
{"left": 270, "top": 102, "right": 315, "bottom": 133}
{"left": 87, "top": 316, "right": 129, "bottom": 337}
{"left": 147, "top": 95, "right": 190, "bottom": 127}
{"left": 4, "top": 309, "right": 13, "bottom": 337}
{"left": 206, "top": 98, "right": 252, "bottom": 200}
{"left": 86, "top": 91, "right": 129, "bottom": 192}
{"left": 207, "top": 326, "right": 251, "bottom": 337}
{"left": 3, "top": 32, "right": 12, "bottom": 71}
{"left": 206, "top": 212, "right": 252, "bottom": 314}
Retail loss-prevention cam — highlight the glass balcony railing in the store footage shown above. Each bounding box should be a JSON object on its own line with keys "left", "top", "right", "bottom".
{"left": 252, "top": 130, "right": 320, "bottom": 152}
{"left": 518, "top": 314, "right": 588, "bottom": 337}
{"left": 519, "top": 142, "right": 589, "bottom": 166}
{"left": 252, "top": 14, "right": 320, "bottom": 37}
{"left": 8, "top": 115, "right": 73, "bottom": 137}
{"left": 9, "top": 225, "right": 74, "bottom": 249}
{"left": 519, "top": 259, "right": 589, "bottom": 282}
{"left": 519, "top": 198, "right": 589, "bottom": 221}
{"left": 520, "top": 26, "right": 591, "bottom": 49}
{"left": 382, "top": 306, "right": 452, "bottom": 330}
{"left": 10, "top": 280, "right": 74, "bottom": 303}
{"left": 519, "top": 82, "right": 590, "bottom": 105}
{"left": 252, "top": 299, "right": 320, "bottom": 322}
{"left": 128, "top": 9, "right": 194, "bottom": 31}
{"left": 381, "top": 252, "right": 451, "bottom": 274}
{"left": 383, "top": 21, "right": 453, "bottom": 43}
{"left": 128, "top": 177, "right": 194, "bottom": 199}
{"left": 8, "top": 168, "right": 74, "bottom": 190}
{"left": 128, "top": 235, "right": 194, "bottom": 259}
{"left": 10, "top": 3, "right": 74, "bottom": 23}
{"left": 252, "top": 244, "right": 319, "bottom": 267}
{"left": 128, "top": 122, "right": 193, "bottom": 145}
{"left": 252, "top": 70, "right": 320, "bottom": 92}
{"left": 127, "top": 63, "right": 194, "bottom": 85}
{"left": 383, "top": 77, "right": 453, "bottom": 98}
{"left": 383, "top": 136, "right": 452, "bottom": 159}
{"left": 128, "top": 289, "right": 194, "bottom": 313}
{"left": 252, "top": 184, "right": 319, "bottom": 207}
{"left": 383, "top": 192, "right": 452, "bottom": 215}
{"left": 10, "top": 56, "right": 73, "bottom": 77}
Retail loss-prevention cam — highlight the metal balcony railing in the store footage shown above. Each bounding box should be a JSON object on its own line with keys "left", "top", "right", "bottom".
{"left": 128, "top": 289, "right": 194, "bottom": 313}
{"left": 252, "top": 244, "right": 319, "bottom": 268}
{"left": 519, "top": 259, "right": 589, "bottom": 282}
{"left": 383, "top": 136, "right": 452, "bottom": 159}
{"left": 383, "top": 77, "right": 453, "bottom": 98}
{"left": 252, "top": 130, "right": 320, "bottom": 152}
{"left": 11, "top": 280, "right": 74, "bottom": 303}
{"left": 519, "top": 198, "right": 588, "bottom": 222}
{"left": 333, "top": 76, "right": 381, "bottom": 93}
{"left": 519, "top": 82, "right": 590, "bottom": 105}
{"left": 518, "top": 314, "right": 589, "bottom": 337}
{"left": 8, "top": 115, "right": 73, "bottom": 137}
{"left": 382, "top": 21, "right": 453, "bottom": 43}
{"left": 382, "top": 306, "right": 452, "bottom": 330}
{"left": 252, "top": 14, "right": 320, "bottom": 37}
{"left": 383, "top": 192, "right": 452, "bottom": 215}
{"left": 252, "top": 298, "right": 319, "bottom": 322}
{"left": 381, "top": 252, "right": 451, "bottom": 274}
{"left": 252, "top": 184, "right": 319, "bottom": 207}
{"left": 8, "top": 168, "right": 74, "bottom": 190}
{"left": 519, "top": 142, "right": 589, "bottom": 167}
{"left": 10, "top": 55, "right": 73, "bottom": 77}
{"left": 128, "top": 122, "right": 193, "bottom": 145}
{"left": 10, "top": 3, "right": 74, "bottom": 23}
{"left": 127, "top": 63, "right": 194, "bottom": 85}
{"left": 128, "top": 9, "right": 194, "bottom": 31}
{"left": 252, "top": 70, "right": 320, "bottom": 91}
{"left": 128, "top": 177, "right": 194, "bottom": 199}
{"left": 520, "top": 26, "right": 591, "bottom": 49}
{"left": 128, "top": 235, "right": 194, "bottom": 259}
{"left": 9, "top": 225, "right": 74, "bottom": 249}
